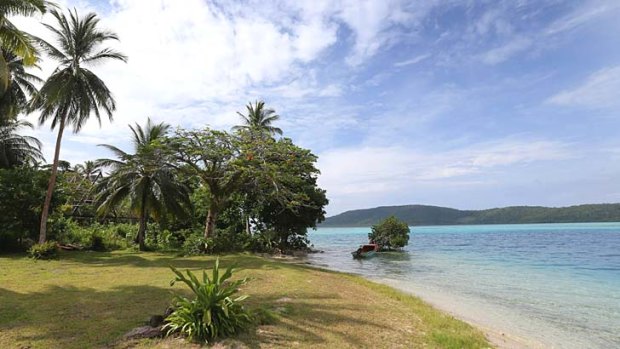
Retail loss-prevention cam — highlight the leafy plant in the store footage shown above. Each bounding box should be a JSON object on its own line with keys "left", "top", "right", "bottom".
{"left": 164, "top": 259, "right": 252, "bottom": 343}
{"left": 28, "top": 241, "right": 58, "bottom": 260}
{"left": 369, "top": 215, "right": 410, "bottom": 250}
{"left": 181, "top": 234, "right": 211, "bottom": 256}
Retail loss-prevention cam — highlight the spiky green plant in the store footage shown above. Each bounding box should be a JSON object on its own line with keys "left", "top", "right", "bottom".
{"left": 164, "top": 259, "right": 252, "bottom": 343}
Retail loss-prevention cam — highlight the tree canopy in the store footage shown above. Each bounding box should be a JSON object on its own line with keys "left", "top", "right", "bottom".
{"left": 368, "top": 216, "right": 410, "bottom": 250}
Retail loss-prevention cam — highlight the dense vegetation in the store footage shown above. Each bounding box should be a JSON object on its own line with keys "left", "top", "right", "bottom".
{"left": 369, "top": 215, "right": 410, "bottom": 250}
{"left": 0, "top": 3, "right": 328, "bottom": 255}
{"left": 322, "top": 203, "right": 620, "bottom": 227}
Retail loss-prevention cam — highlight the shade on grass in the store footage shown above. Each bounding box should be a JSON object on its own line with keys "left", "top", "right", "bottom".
{"left": 0, "top": 251, "right": 491, "bottom": 348}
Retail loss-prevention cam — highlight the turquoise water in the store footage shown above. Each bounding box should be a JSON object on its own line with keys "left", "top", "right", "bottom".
{"left": 307, "top": 223, "right": 620, "bottom": 348}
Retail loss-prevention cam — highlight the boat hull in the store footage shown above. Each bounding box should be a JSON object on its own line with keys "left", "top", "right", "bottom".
{"left": 351, "top": 250, "right": 377, "bottom": 259}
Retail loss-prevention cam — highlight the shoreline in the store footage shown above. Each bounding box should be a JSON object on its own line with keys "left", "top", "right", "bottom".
{"left": 298, "top": 258, "right": 544, "bottom": 349}
{"left": 376, "top": 278, "right": 546, "bottom": 349}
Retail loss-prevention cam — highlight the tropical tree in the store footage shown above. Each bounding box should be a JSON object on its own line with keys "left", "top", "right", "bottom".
{"left": 172, "top": 128, "right": 244, "bottom": 239}
{"left": 232, "top": 100, "right": 283, "bottom": 136}
{"left": 95, "top": 119, "right": 190, "bottom": 251}
{"left": 74, "top": 160, "right": 101, "bottom": 181}
{"left": 237, "top": 133, "right": 328, "bottom": 249}
{"left": 0, "top": 118, "right": 42, "bottom": 168}
{"left": 0, "top": 51, "right": 41, "bottom": 124}
{"left": 0, "top": 0, "right": 48, "bottom": 94}
{"left": 368, "top": 216, "right": 410, "bottom": 250}
{"left": 31, "top": 9, "right": 126, "bottom": 244}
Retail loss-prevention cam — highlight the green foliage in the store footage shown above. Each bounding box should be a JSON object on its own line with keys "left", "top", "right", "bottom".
{"left": 0, "top": 0, "right": 48, "bottom": 70}
{"left": 27, "top": 241, "right": 58, "bottom": 260}
{"left": 369, "top": 216, "right": 410, "bottom": 250}
{"left": 0, "top": 51, "right": 43, "bottom": 123}
{"left": 232, "top": 100, "right": 283, "bottom": 136}
{"left": 172, "top": 128, "right": 243, "bottom": 238}
{"left": 0, "top": 119, "right": 43, "bottom": 169}
{"left": 0, "top": 168, "right": 66, "bottom": 251}
{"left": 48, "top": 217, "right": 132, "bottom": 251}
{"left": 95, "top": 119, "right": 190, "bottom": 251}
{"left": 239, "top": 134, "right": 328, "bottom": 250}
{"left": 181, "top": 233, "right": 210, "bottom": 256}
{"left": 164, "top": 259, "right": 252, "bottom": 343}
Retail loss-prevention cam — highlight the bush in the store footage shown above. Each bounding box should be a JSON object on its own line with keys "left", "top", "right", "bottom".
{"left": 164, "top": 259, "right": 252, "bottom": 343}
{"left": 245, "top": 233, "right": 276, "bottom": 253}
{"left": 0, "top": 168, "right": 67, "bottom": 252}
{"left": 368, "top": 216, "right": 410, "bottom": 250}
{"left": 181, "top": 233, "right": 210, "bottom": 255}
{"left": 49, "top": 219, "right": 133, "bottom": 251}
{"left": 28, "top": 241, "right": 59, "bottom": 260}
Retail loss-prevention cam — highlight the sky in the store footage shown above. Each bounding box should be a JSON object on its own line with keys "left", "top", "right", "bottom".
{"left": 14, "top": 0, "right": 620, "bottom": 215}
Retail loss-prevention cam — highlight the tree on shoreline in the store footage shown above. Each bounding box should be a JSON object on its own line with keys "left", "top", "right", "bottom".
{"left": 369, "top": 216, "right": 409, "bottom": 251}
{"left": 32, "top": 9, "right": 126, "bottom": 244}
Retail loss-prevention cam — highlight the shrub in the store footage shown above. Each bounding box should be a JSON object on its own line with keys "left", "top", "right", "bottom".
{"left": 181, "top": 233, "right": 210, "bottom": 255}
{"left": 164, "top": 259, "right": 252, "bottom": 343}
{"left": 28, "top": 241, "right": 59, "bottom": 260}
{"left": 369, "top": 216, "right": 410, "bottom": 250}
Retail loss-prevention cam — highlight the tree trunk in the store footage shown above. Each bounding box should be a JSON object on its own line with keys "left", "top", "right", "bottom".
{"left": 136, "top": 190, "right": 148, "bottom": 251}
{"left": 137, "top": 212, "right": 147, "bottom": 251}
{"left": 39, "top": 117, "right": 66, "bottom": 244}
{"left": 246, "top": 215, "right": 251, "bottom": 235}
{"left": 204, "top": 204, "right": 218, "bottom": 239}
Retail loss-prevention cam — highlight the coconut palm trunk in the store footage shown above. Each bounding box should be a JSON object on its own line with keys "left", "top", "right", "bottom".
{"left": 137, "top": 204, "right": 147, "bottom": 251}
{"left": 38, "top": 116, "right": 65, "bottom": 243}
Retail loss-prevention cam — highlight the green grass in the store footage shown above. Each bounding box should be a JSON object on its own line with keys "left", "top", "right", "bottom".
{"left": 0, "top": 251, "right": 492, "bottom": 348}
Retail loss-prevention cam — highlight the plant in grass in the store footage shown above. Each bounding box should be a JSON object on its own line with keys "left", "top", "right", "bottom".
{"left": 164, "top": 259, "right": 252, "bottom": 343}
{"left": 368, "top": 215, "right": 410, "bottom": 251}
{"left": 27, "top": 240, "right": 58, "bottom": 260}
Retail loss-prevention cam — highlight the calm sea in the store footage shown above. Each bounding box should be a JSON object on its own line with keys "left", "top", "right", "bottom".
{"left": 307, "top": 223, "right": 620, "bottom": 348}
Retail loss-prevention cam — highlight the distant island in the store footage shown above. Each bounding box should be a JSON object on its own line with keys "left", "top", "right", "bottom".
{"left": 320, "top": 204, "right": 620, "bottom": 227}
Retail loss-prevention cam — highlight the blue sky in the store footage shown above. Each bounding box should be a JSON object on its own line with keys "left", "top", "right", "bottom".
{"left": 18, "top": 0, "right": 620, "bottom": 215}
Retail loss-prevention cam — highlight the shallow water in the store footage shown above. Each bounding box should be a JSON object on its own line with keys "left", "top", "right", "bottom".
{"left": 307, "top": 223, "right": 620, "bottom": 348}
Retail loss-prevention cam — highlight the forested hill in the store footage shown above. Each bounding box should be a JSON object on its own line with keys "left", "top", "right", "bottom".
{"left": 320, "top": 204, "right": 620, "bottom": 227}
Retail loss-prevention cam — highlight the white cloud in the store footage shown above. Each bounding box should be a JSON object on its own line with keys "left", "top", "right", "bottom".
{"left": 479, "top": 37, "right": 532, "bottom": 65}
{"left": 547, "top": 65, "right": 620, "bottom": 109}
{"left": 394, "top": 54, "right": 430, "bottom": 67}
{"left": 318, "top": 138, "right": 572, "bottom": 212}
{"left": 12, "top": 0, "right": 437, "bottom": 162}
{"left": 544, "top": 1, "right": 620, "bottom": 36}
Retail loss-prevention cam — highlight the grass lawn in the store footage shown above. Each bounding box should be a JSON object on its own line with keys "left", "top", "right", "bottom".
{"left": 0, "top": 251, "right": 491, "bottom": 349}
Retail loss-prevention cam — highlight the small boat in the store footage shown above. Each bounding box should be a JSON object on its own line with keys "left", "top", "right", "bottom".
{"left": 351, "top": 243, "right": 380, "bottom": 259}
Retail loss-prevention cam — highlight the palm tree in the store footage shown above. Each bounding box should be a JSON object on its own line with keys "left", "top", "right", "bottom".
{"left": 95, "top": 119, "right": 190, "bottom": 251}
{"left": 0, "top": 0, "right": 49, "bottom": 94}
{"left": 31, "top": 9, "right": 127, "bottom": 244}
{"left": 0, "top": 51, "right": 41, "bottom": 124}
{"left": 233, "top": 100, "right": 283, "bottom": 136}
{"left": 0, "top": 118, "right": 43, "bottom": 168}
{"left": 74, "top": 160, "right": 101, "bottom": 182}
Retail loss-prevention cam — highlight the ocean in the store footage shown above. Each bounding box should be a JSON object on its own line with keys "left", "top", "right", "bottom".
{"left": 306, "top": 223, "right": 620, "bottom": 348}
